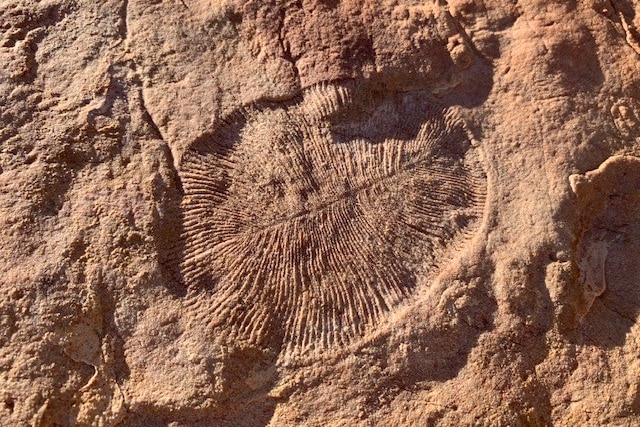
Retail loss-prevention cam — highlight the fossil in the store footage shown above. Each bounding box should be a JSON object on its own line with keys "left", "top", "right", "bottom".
{"left": 576, "top": 226, "right": 622, "bottom": 297}
{"left": 178, "top": 81, "right": 487, "bottom": 358}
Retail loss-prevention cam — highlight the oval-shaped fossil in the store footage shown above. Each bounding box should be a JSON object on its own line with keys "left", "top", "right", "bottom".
{"left": 179, "top": 81, "right": 487, "bottom": 358}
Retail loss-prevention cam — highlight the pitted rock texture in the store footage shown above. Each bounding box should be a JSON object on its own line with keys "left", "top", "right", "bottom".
{"left": 1, "top": 0, "right": 640, "bottom": 426}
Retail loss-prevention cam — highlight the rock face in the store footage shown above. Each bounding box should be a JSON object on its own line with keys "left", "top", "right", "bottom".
{"left": 1, "top": 0, "right": 639, "bottom": 426}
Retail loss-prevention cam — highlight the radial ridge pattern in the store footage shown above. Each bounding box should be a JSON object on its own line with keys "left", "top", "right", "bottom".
{"left": 179, "top": 82, "right": 487, "bottom": 357}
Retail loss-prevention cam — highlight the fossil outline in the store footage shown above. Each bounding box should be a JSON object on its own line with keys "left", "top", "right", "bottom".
{"left": 179, "top": 81, "right": 487, "bottom": 357}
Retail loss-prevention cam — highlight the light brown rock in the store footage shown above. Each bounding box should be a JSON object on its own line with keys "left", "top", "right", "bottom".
{"left": 1, "top": 0, "right": 640, "bottom": 426}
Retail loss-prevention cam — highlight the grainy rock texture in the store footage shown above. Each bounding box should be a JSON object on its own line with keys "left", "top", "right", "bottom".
{"left": 1, "top": 0, "right": 640, "bottom": 426}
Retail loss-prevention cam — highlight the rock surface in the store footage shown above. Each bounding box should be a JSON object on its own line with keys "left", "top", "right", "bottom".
{"left": 1, "top": 0, "right": 640, "bottom": 426}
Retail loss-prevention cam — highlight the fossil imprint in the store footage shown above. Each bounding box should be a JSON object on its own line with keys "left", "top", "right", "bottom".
{"left": 179, "top": 82, "right": 487, "bottom": 356}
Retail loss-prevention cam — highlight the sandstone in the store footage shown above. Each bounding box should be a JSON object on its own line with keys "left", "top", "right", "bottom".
{"left": 1, "top": 0, "right": 640, "bottom": 426}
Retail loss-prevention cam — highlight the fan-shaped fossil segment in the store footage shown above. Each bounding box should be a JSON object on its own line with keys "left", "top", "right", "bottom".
{"left": 179, "top": 81, "right": 487, "bottom": 358}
